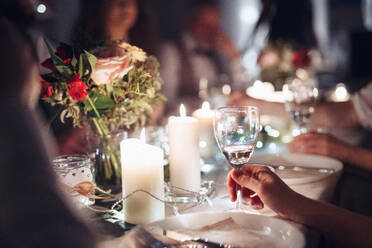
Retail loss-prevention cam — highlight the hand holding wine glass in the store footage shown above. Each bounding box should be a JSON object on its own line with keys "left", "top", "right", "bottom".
{"left": 227, "top": 164, "right": 301, "bottom": 214}
{"left": 213, "top": 106, "right": 260, "bottom": 210}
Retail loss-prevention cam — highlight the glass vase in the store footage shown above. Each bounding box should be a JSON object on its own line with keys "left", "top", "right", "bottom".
{"left": 86, "top": 130, "right": 127, "bottom": 192}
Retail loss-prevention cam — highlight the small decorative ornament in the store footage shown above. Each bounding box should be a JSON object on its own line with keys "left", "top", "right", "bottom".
{"left": 53, "top": 155, "right": 96, "bottom": 207}
{"left": 71, "top": 181, "right": 111, "bottom": 199}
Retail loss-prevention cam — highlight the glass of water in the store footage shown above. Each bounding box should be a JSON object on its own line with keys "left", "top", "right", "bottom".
{"left": 213, "top": 106, "right": 260, "bottom": 210}
{"left": 284, "top": 79, "right": 317, "bottom": 133}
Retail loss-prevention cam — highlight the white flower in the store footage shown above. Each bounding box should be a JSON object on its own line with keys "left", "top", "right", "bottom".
{"left": 118, "top": 42, "right": 147, "bottom": 62}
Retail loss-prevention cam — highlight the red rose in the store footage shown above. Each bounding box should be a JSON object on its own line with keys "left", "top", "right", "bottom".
{"left": 40, "top": 77, "right": 53, "bottom": 99}
{"left": 67, "top": 73, "right": 88, "bottom": 102}
{"left": 292, "top": 48, "right": 311, "bottom": 68}
{"left": 55, "top": 44, "right": 73, "bottom": 59}
{"left": 41, "top": 44, "right": 73, "bottom": 71}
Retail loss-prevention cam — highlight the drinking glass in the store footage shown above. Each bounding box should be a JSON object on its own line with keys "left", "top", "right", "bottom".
{"left": 213, "top": 106, "right": 260, "bottom": 210}
{"left": 284, "top": 79, "right": 317, "bottom": 133}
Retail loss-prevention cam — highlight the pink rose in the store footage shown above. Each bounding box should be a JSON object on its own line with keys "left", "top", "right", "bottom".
{"left": 258, "top": 49, "right": 280, "bottom": 69}
{"left": 91, "top": 55, "right": 132, "bottom": 85}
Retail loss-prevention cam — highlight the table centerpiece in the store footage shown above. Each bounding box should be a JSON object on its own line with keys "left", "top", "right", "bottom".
{"left": 40, "top": 40, "right": 165, "bottom": 189}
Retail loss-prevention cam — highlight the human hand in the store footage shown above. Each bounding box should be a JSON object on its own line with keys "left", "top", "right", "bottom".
{"left": 288, "top": 132, "right": 350, "bottom": 162}
{"left": 215, "top": 31, "right": 240, "bottom": 60}
{"left": 228, "top": 92, "right": 256, "bottom": 106}
{"left": 227, "top": 165, "right": 301, "bottom": 217}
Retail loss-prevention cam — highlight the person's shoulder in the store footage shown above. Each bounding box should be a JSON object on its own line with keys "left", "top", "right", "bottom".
{"left": 160, "top": 40, "right": 177, "bottom": 51}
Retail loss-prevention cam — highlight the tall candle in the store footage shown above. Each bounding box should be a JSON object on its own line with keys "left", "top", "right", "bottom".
{"left": 120, "top": 129, "right": 165, "bottom": 224}
{"left": 168, "top": 104, "right": 200, "bottom": 193}
{"left": 192, "top": 101, "right": 216, "bottom": 158}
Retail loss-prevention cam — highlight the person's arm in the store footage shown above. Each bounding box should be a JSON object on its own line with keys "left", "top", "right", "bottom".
{"left": 215, "top": 31, "right": 241, "bottom": 61}
{"left": 228, "top": 92, "right": 288, "bottom": 117}
{"left": 288, "top": 132, "right": 372, "bottom": 172}
{"left": 227, "top": 165, "right": 372, "bottom": 248}
{"left": 310, "top": 101, "right": 360, "bottom": 128}
{"left": 289, "top": 196, "right": 372, "bottom": 248}
{"left": 228, "top": 93, "right": 361, "bottom": 128}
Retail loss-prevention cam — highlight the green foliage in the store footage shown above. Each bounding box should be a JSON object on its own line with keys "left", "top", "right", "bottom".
{"left": 90, "top": 93, "right": 115, "bottom": 110}
{"left": 84, "top": 50, "right": 97, "bottom": 69}
{"left": 43, "top": 38, "right": 72, "bottom": 78}
{"left": 41, "top": 97, "right": 57, "bottom": 103}
{"left": 78, "top": 52, "right": 94, "bottom": 81}
{"left": 71, "top": 56, "right": 78, "bottom": 68}
{"left": 41, "top": 40, "right": 166, "bottom": 133}
{"left": 41, "top": 71, "right": 66, "bottom": 83}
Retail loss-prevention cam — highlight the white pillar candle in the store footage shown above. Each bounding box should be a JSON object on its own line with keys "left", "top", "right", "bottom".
{"left": 192, "top": 101, "right": 216, "bottom": 158}
{"left": 168, "top": 104, "right": 200, "bottom": 193}
{"left": 120, "top": 130, "right": 165, "bottom": 224}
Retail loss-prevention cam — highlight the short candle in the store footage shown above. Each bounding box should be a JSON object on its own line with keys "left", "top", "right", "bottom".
{"left": 120, "top": 129, "right": 165, "bottom": 224}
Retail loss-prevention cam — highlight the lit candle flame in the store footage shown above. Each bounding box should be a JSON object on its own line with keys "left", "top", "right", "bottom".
{"left": 335, "top": 84, "right": 348, "bottom": 100}
{"left": 222, "top": 84, "right": 231, "bottom": 95}
{"left": 180, "top": 104, "right": 186, "bottom": 117}
{"left": 313, "top": 88, "right": 319, "bottom": 98}
{"left": 140, "top": 128, "right": 146, "bottom": 143}
{"left": 331, "top": 83, "right": 350, "bottom": 102}
{"left": 201, "top": 101, "right": 210, "bottom": 111}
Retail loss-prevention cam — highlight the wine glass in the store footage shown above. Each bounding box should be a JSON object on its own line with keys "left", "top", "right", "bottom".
{"left": 284, "top": 79, "right": 317, "bottom": 134}
{"left": 213, "top": 106, "right": 260, "bottom": 210}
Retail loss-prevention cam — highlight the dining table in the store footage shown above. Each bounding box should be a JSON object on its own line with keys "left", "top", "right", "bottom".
{"left": 88, "top": 140, "right": 343, "bottom": 248}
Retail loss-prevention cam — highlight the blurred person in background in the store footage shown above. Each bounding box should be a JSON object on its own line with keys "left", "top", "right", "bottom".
{"left": 0, "top": 4, "right": 96, "bottom": 245}
{"left": 72, "top": 0, "right": 163, "bottom": 124}
{"left": 71, "top": 0, "right": 158, "bottom": 56}
{"left": 159, "top": 0, "right": 249, "bottom": 108}
{"left": 0, "top": 4, "right": 163, "bottom": 247}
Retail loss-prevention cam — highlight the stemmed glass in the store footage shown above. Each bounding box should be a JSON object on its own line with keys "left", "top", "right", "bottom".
{"left": 284, "top": 79, "right": 317, "bottom": 134}
{"left": 213, "top": 106, "right": 260, "bottom": 210}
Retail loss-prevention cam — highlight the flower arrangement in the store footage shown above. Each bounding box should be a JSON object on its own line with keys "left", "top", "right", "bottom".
{"left": 41, "top": 40, "right": 165, "bottom": 187}
{"left": 258, "top": 41, "right": 313, "bottom": 90}
{"left": 41, "top": 41, "right": 164, "bottom": 133}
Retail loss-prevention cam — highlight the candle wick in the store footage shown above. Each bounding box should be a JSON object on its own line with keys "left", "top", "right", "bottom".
{"left": 202, "top": 101, "right": 210, "bottom": 111}
{"left": 140, "top": 128, "right": 146, "bottom": 143}
{"left": 180, "top": 104, "right": 186, "bottom": 117}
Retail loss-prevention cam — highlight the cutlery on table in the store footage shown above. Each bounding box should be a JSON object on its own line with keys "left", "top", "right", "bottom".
{"left": 150, "top": 226, "right": 236, "bottom": 248}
